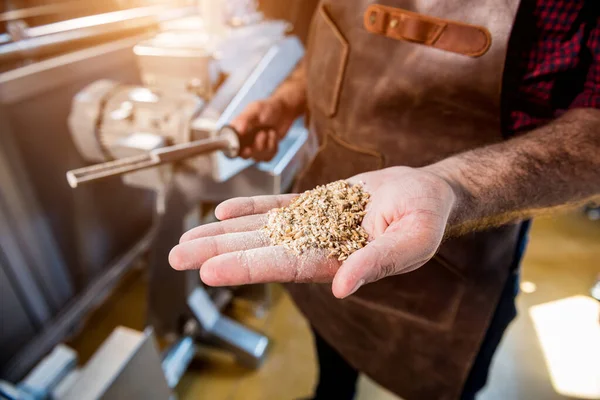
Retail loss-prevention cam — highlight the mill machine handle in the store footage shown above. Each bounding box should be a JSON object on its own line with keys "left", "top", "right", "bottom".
{"left": 65, "top": 125, "right": 262, "bottom": 188}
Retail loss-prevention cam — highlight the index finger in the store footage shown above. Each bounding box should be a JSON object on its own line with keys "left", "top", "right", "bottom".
{"left": 180, "top": 214, "right": 266, "bottom": 243}
{"left": 215, "top": 194, "right": 298, "bottom": 220}
{"left": 200, "top": 246, "right": 340, "bottom": 286}
{"left": 230, "top": 102, "right": 262, "bottom": 133}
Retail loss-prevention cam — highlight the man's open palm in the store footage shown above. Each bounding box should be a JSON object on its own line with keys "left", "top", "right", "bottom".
{"left": 169, "top": 167, "right": 457, "bottom": 298}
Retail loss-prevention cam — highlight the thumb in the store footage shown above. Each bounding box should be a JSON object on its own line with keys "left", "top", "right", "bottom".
{"left": 331, "top": 228, "right": 438, "bottom": 299}
{"left": 230, "top": 115, "right": 249, "bottom": 135}
{"left": 231, "top": 102, "right": 263, "bottom": 134}
{"left": 259, "top": 102, "right": 289, "bottom": 138}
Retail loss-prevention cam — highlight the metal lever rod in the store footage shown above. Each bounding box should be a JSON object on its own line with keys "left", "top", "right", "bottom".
{"left": 153, "top": 137, "right": 233, "bottom": 163}
{"left": 67, "top": 153, "right": 159, "bottom": 188}
{"left": 66, "top": 135, "right": 235, "bottom": 188}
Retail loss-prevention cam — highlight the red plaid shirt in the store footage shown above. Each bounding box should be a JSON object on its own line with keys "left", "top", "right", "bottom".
{"left": 503, "top": 1, "right": 600, "bottom": 135}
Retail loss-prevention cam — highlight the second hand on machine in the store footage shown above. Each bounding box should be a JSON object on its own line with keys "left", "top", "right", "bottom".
{"left": 66, "top": 125, "right": 256, "bottom": 188}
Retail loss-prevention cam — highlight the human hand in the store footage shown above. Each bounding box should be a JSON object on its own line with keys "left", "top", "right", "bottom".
{"left": 169, "top": 166, "right": 457, "bottom": 298}
{"left": 229, "top": 97, "right": 298, "bottom": 162}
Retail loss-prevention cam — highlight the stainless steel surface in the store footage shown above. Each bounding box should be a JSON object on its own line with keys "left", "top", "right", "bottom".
{"left": 1, "top": 31, "right": 157, "bottom": 380}
{"left": 187, "top": 287, "right": 270, "bottom": 369}
{"left": 62, "top": 327, "right": 171, "bottom": 400}
{"left": 0, "top": 36, "right": 148, "bottom": 105}
{"left": 146, "top": 184, "right": 269, "bottom": 370}
{"left": 134, "top": 32, "right": 217, "bottom": 98}
{"left": 19, "top": 345, "right": 77, "bottom": 398}
{"left": 0, "top": 229, "right": 155, "bottom": 382}
{"left": 0, "top": 191, "right": 52, "bottom": 324}
{"left": 0, "top": 106, "right": 73, "bottom": 319}
{"left": 0, "top": 105, "right": 76, "bottom": 372}
{"left": 211, "top": 317, "right": 270, "bottom": 369}
{"left": 52, "top": 369, "right": 81, "bottom": 399}
{"left": 187, "top": 287, "right": 221, "bottom": 330}
{"left": 2, "top": 328, "right": 173, "bottom": 400}
{"left": 0, "top": 39, "right": 156, "bottom": 293}
{"left": 0, "top": 264, "right": 37, "bottom": 371}
{"left": 147, "top": 185, "right": 196, "bottom": 338}
{"left": 161, "top": 336, "right": 195, "bottom": 388}
{"left": 0, "top": 380, "right": 31, "bottom": 400}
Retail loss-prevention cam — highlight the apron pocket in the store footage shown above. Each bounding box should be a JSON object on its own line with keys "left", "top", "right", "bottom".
{"left": 307, "top": 5, "right": 349, "bottom": 117}
{"left": 349, "top": 256, "right": 466, "bottom": 330}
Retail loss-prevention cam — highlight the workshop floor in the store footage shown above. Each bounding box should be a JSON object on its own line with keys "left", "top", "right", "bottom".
{"left": 67, "top": 211, "right": 600, "bottom": 400}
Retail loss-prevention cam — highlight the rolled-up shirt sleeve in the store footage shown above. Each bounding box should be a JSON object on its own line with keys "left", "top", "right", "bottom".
{"left": 503, "top": 1, "right": 600, "bottom": 135}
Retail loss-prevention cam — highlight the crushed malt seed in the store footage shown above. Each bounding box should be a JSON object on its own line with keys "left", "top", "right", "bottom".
{"left": 263, "top": 180, "right": 370, "bottom": 261}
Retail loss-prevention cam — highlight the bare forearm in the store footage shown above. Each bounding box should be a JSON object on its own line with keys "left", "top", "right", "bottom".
{"left": 425, "top": 108, "right": 600, "bottom": 235}
{"left": 272, "top": 58, "right": 307, "bottom": 118}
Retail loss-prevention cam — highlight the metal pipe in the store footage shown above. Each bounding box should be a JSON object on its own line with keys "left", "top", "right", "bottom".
{"left": 0, "top": 26, "right": 154, "bottom": 64}
{"left": 0, "top": 5, "right": 196, "bottom": 63}
{"left": 66, "top": 154, "right": 158, "bottom": 188}
{"left": 26, "top": 7, "right": 164, "bottom": 38}
{"left": 0, "top": 1, "right": 89, "bottom": 23}
{"left": 0, "top": 0, "right": 189, "bottom": 23}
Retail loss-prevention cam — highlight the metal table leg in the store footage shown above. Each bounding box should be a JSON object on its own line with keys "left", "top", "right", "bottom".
{"left": 187, "top": 287, "right": 269, "bottom": 369}
{"left": 147, "top": 184, "right": 269, "bottom": 369}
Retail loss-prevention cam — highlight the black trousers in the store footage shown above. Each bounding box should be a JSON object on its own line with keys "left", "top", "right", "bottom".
{"left": 310, "top": 270, "right": 519, "bottom": 400}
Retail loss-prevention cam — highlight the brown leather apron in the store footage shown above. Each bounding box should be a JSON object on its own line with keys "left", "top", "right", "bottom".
{"left": 287, "top": 1, "right": 522, "bottom": 399}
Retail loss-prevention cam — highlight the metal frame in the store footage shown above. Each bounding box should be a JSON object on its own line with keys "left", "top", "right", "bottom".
{"left": 0, "top": 107, "right": 72, "bottom": 323}
{"left": 147, "top": 184, "right": 269, "bottom": 369}
{"left": 0, "top": 228, "right": 155, "bottom": 382}
{"left": 187, "top": 288, "right": 269, "bottom": 368}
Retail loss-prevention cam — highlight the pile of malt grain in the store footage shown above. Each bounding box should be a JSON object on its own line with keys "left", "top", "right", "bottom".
{"left": 263, "top": 180, "right": 370, "bottom": 261}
